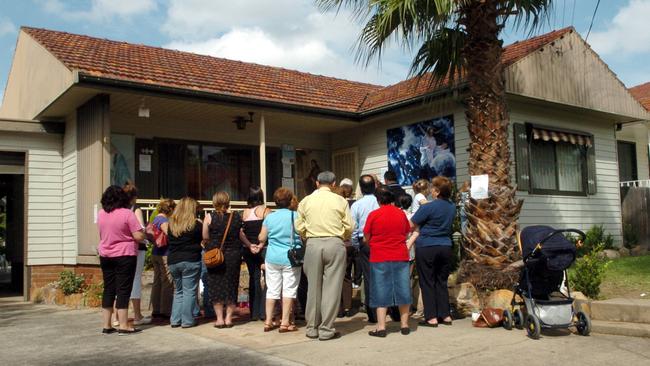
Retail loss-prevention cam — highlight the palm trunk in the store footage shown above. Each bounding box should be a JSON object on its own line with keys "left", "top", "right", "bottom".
{"left": 458, "top": 0, "right": 524, "bottom": 290}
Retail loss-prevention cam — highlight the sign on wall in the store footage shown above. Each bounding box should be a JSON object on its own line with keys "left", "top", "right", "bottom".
{"left": 386, "top": 115, "right": 456, "bottom": 186}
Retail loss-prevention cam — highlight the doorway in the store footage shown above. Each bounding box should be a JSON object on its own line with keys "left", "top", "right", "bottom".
{"left": 0, "top": 151, "right": 25, "bottom": 296}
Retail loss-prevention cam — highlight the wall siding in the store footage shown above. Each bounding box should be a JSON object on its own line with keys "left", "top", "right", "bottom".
{"left": 0, "top": 130, "right": 64, "bottom": 265}
{"left": 62, "top": 114, "right": 77, "bottom": 264}
{"left": 332, "top": 98, "right": 623, "bottom": 243}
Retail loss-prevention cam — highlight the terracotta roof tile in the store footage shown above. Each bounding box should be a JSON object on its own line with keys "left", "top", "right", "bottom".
{"left": 22, "top": 26, "right": 574, "bottom": 114}
{"left": 630, "top": 82, "right": 650, "bottom": 111}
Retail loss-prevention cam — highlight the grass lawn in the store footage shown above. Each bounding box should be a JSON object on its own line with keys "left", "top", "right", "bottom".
{"left": 598, "top": 255, "right": 650, "bottom": 300}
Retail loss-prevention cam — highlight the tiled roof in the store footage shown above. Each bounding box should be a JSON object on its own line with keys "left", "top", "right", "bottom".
{"left": 22, "top": 27, "right": 382, "bottom": 113}
{"left": 630, "top": 82, "right": 650, "bottom": 111}
{"left": 359, "top": 27, "right": 575, "bottom": 111}
{"left": 22, "top": 26, "right": 573, "bottom": 114}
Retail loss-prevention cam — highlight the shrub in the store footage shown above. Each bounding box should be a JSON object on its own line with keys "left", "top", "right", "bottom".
{"left": 623, "top": 224, "right": 639, "bottom": 250}
{"left": 577, "top": 224, "right": 614, "bottom": 257}
{"left": 569, "top": 244, "right": 609, "bottom": 299}
{"left": 84, "top": 281, "right": 103, "bottom": 305}
{"left": 58, "top": 271, "right": 85, "bottom": 295}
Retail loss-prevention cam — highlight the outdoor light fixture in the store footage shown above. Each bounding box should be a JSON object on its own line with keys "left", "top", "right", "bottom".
{"left": 138, "top": 97, "right": 150, "bottom": 118}
{"left": 233, "top": 112, "right": 254, "bottom": 130}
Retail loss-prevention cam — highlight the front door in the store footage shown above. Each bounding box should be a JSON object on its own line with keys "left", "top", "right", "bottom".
{"left": 0, "top": 151, "right": 25, "bottom": 297}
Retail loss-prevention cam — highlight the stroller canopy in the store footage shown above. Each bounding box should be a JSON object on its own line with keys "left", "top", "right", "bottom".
{"left": 520, "top": 225, "right": 577, "bottom": 271}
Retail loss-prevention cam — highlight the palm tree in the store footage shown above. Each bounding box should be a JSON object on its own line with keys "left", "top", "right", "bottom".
{"left": 318, "top": 0, "right": 552, "bottom": 289}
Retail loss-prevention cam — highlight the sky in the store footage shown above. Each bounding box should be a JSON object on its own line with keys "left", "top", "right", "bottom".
{"left": 0, "top": 0, "right": 649, "bottom": 106}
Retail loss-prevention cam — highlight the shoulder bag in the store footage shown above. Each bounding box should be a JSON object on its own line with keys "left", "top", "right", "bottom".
{"left": 287, "top": 211, "right": 305, "bottom": 267}
{"left": 204, "top": 212, "right": 233, "bottom": 268}
{"left": 145, "top": 219, "right": 168, "bottom": 248}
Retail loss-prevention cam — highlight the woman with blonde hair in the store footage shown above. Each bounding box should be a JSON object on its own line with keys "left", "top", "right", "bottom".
{"left": 167, "top": 197, "right": 203, "bottom": 328}
{"left": 202, "top": 191, "right": 244, "bottom": 328}
{"left": 150, "top": 198, "right": 176, "bottom": 320}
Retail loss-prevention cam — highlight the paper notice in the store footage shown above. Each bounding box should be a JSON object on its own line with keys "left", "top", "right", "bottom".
{"left": 470, "top": 174, "right": 489, "bottom": 199}
{"left": 139, "top": 154, "right": 151, "bottom": 172}
{"left": 93, "top": 204, "right": 98, "bottom": 224}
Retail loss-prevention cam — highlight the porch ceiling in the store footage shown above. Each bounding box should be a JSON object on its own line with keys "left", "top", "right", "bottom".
{"left": 108, "top": 91, "right": 360, "bottom": 134}
{"left": 37, "top": 85, "right": 361, "bottom": 134}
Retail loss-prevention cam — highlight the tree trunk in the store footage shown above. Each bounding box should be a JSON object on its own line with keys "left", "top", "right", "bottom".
{"left": 457, "top": 0, "right": 524, "bottom": 291}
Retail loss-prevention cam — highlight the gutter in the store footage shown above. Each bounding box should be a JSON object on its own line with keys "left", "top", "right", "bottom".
{"left": 76, "top": 73, "right": 362, "bottom": 121}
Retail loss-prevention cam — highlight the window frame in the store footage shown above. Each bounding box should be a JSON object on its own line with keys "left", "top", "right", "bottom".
{"left": 525, "top": 123, "right": 591, "bottom": 197}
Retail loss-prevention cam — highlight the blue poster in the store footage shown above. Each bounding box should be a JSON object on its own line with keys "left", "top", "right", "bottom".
{"left": 386, "top": 115, "right": 456, "bottom": 186}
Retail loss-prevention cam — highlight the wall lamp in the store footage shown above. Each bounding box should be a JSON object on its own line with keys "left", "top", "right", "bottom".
{"left": 233, "top": 112, "right": 254, "bottom": 130}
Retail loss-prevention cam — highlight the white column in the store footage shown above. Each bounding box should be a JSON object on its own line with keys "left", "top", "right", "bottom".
{"left": 259, "top": 113, "right": 267, "bottom": 202}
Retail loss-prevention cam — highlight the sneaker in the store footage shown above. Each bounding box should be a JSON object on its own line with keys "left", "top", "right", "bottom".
{"left": 133, "top": 316, "right": 152, "bottom": 326}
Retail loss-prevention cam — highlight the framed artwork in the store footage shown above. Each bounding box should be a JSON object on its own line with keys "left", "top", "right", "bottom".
{"left": 386, "top": 115, "right": 456, "bottom": 186}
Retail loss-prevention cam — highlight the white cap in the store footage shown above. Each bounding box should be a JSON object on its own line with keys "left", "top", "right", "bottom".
{"left": 340, "top": 178, "right": 354, "bottom": 187}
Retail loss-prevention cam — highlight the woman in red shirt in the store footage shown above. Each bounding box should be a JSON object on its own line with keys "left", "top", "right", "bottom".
{"left": 363, "top": 186, "right": 412, "bottom": 337}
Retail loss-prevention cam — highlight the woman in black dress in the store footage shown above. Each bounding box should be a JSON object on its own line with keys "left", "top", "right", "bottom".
{"left": 202, "top": 191, "right": 243, "bottom": 328}
{"left": 239, "top": 186, "right": 271, "bottom": 321}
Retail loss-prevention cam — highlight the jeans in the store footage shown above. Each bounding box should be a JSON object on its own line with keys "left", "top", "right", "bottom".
{"left": 243, "top": 250, "right": 265, "bottom": 320}
{"left": 169, "top": 261, "right": 201, "bottom": 327}
{"left": 201, "top": 253, "right": 215, "bottom": 317}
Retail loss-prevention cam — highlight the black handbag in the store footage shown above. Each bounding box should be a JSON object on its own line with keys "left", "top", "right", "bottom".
{"left": 287, "top": 211, "right": 305, "bottom": 267}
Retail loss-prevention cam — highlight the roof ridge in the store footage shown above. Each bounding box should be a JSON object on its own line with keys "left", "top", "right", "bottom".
{"left": 20, "top": 26, "right": 385, "bottom": 89}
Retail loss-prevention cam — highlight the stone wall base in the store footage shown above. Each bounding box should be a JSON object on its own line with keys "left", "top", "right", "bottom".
{"left": 29, "top": 264, "right": 102, "bottom": 301}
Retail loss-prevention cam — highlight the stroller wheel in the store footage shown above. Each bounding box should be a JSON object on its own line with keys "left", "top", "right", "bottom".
{"left": 502, "top": 309, "right": 513, "bottom": 330}
{"left": 525, "top": 314, "right": 541, "bottom": 340}
{"left": 576, "top": 311, "right": 591, "bottom": 336}
{"left": 513, "top": 309, "right": 524, "bottom": 330}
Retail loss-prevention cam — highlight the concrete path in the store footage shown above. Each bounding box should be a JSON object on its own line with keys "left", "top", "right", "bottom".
{"left": 1, "top": 297, "right": 649, "bottom": 366}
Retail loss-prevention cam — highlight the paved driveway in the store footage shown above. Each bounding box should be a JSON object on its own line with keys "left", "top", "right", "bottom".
{"left": 1, "top": 297, "right": 649, "bottom": 366}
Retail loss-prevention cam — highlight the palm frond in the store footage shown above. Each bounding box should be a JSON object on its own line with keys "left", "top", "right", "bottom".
{"left": 409, "top": 26, "right": 466, "bottom": 86}
{"left": 502, "top": 0, "right": 554, "bottom": 36}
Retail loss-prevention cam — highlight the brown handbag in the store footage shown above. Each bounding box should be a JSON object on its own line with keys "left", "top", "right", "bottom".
{"left": 203, "top": 212, "right": 233, "bottom": 268}
{"left": 472, "top": 308, "right": 504, "bottom": 328}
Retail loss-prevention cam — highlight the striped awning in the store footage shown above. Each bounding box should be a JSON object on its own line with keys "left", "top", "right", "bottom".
{"left": 532, "top": 127, "right": 592, "bottom": 147}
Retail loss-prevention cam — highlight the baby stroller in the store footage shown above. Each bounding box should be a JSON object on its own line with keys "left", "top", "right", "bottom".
{"left": 503, "top": 225, "right": 591, "bottom": 339}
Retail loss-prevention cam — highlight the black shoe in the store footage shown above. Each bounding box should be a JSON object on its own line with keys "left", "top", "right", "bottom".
{"left": 181, "top": 323, "right": 197, "bottom": 329}
{"left": 368, "top": 329, "right": 387, "bottom": 338}
{"left": 319, "top": 332, "right": 341, "bottom": 341}
{"left": 171, "top": 324, "right": 181, "bottom": 328}
{"left": 306, "top": 334, "right": 319, "bottom": 339}
{"left": 400, "top": 327, "right": 411, "bottom": 335}
{"left": 337, "top": 310, "right": 345, "bottom": 318}
{"left": 118, "top": 328, "right": 142, "bottom": 336}
{"left": 440, "top": 320, "right": 452, "bottom": 326}
{"left": 344, "top": 310, "right": 353, "bottom": 317}
{"left": 418, "top": 320, "right": 438, "bottom": 328}
{"left": 102, "top": 328, "right": 117, "bottom": 334}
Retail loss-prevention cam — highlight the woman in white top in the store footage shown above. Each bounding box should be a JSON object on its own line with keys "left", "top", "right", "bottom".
{"left": 411, "top": 179, "right": 430, "bottom": 215}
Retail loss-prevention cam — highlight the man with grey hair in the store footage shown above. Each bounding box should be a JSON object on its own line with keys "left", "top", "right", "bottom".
{"left": 295, "top": 171, "right": 353, "bottom": 341}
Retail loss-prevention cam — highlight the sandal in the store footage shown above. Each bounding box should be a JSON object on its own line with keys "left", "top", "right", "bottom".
{"left": 214, "top": 322, "right": 226, "bottom": 329}
{"left": 263, "top": 322, "right": 277, "bottom": 332}
{"left": 368, "top": 329, "right": 387, "bottom": 338}
{"left": 278, "top": 324, "right": 298, "bottom": 333}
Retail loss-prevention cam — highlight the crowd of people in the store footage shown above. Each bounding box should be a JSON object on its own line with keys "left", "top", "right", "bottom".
{"left": 95, "top": 170, "right": 457, "bottom": 339}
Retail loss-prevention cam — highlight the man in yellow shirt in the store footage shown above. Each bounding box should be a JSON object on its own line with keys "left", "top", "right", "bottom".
{"left": 295, "top": 171, "right": 353, "bottom": 341}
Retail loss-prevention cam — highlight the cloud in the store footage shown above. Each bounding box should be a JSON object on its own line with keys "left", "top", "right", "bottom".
{"left": 0, "top": 18, "right": 16, "bottom": 37}
{"left": 588, "top": 0, "right": 650, "bottom": 56}
{"left": 162, "top": 0, "right": 411, "bottom": 85}
{"left": 43, "top": 0, "right": 157, "bottom": 22}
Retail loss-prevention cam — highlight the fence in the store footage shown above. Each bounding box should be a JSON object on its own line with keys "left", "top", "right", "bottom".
{"left": 620, "top": 185, "right": 650, "bottom": 247}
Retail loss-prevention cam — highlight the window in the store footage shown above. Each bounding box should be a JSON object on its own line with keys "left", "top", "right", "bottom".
{"left": 514, "top": 123, "right": 596, "bottom": 196}
{"left": 617, "top": 141, "right": 638, "bottom": 182}
{"left": 153, "top": 140, "right": 282, "bottom": 202}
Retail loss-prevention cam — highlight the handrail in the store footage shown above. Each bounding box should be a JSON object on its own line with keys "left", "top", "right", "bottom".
{"left": 136, "top": 198, "right": 276, "bottom": 222}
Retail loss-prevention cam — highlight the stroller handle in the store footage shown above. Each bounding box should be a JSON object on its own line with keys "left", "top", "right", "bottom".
{"left": 524, "top": 229, "right": 586, "bottom": 261}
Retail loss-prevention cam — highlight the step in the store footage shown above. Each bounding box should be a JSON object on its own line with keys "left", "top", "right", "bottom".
{"left": 590, "top": 298, "right": 650, "bottom": 324}
{"left": 592, "top": 320, "right": 650, "bottom": 338}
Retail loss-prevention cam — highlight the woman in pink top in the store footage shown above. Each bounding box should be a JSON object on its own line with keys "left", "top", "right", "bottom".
{"left": 97, "top": 185, "right": 146, "bottom": 335}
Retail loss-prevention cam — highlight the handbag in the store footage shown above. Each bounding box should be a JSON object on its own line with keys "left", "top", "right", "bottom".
{"left": 145, "top": 220, "right": 168, "bottom": 248}
{"left": 287, "top": 211, "right": 305, "bottom": 267}
{"left": 204, "top": 212, "right": 233, "bottom": 268}
{"left": 472, "top": 308, "right": 504, "bottom": 328}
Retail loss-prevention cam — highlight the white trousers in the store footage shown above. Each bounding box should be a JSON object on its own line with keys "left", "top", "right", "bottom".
{"left": 265, "top": 262, "right": 301, "bottom": 300}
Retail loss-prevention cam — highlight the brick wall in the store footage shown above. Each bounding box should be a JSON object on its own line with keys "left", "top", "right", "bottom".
{"left": 30, "top": 264, "right": 102, "bottom": 291}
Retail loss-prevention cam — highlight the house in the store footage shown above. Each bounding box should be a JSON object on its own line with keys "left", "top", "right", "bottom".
{"left": 617, "top": 83, "right": 650, "bottom": 184}
{"left": 1, "top": 26, "right": 648, "bottom": 298}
